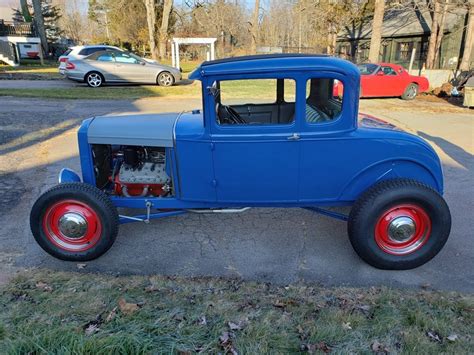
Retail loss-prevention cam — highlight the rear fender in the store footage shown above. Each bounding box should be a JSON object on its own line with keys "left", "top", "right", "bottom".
{"left": 339, "top": 159, "right": 442, "bottom": 201}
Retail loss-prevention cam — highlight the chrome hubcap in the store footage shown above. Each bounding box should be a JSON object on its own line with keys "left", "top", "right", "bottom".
{"left": 387, "top": 216, "right": 416, "bottom": 243}
{"left": 159, "top": 73, "right": 173, "bottom": 86}
{"left": 58, "top": 213, "right": 88, "bottom": 239}
{"left": 88, "top": 74, "right": 102, "bottom": 87}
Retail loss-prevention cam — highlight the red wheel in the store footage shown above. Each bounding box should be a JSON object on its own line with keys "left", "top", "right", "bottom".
{"left": 374, "top": 204, "right": 431, "bottom": 255}
{"left": 42, "top": 199, "right": 102, "bottom": 252}
{"left": 31, "top": 183, "right": 118, "bottom": 261}
{"left": 348, "top": 179, "right": 451, "bottom": 270}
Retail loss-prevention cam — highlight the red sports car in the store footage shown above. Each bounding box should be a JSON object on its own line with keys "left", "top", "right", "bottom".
{"left": 357, "top": 63, "right": 429, "bottom": 100}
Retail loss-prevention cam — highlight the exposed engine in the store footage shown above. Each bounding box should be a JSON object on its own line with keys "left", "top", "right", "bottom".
{"left": 92, "top": 145, "right": 172, "bottom": 197}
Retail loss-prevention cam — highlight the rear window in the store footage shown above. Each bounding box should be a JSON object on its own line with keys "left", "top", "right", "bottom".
{"left": 62, "top": 48, "right": 72, "bottom": 56}
{"left": 79, "top": 47, "right": 106, "bottom": 56}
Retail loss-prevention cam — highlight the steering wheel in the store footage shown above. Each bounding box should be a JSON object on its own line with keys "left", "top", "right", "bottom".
{"left": 224, "top": 105, "right": 247, "bottom": 124}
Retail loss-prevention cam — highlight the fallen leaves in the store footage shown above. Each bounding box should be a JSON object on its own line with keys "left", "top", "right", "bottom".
{"left": 83, "top": 314, "right": 103, "bottom": 336}
{"left": 105, "top": 307, "right": 117, "bottom": 323}
{"left": 426, "top": 330, "right": 442, "bottom": 343}
{"left": 118, "top": 298, "right": 141, "bottom": 315}
{"left": 35, "top": 281, "right": 53, "bottom": 292}
{"left": 219, "top": 331, "right": 238, "bottom": 355}
{"left": 342, "top": 322, "right": 352, "bottom": 330}
{"left": 301, "top": 341, "right": 332, "bottom": 353}
{"left": 371, "top": 340, "right": 390, "bottom": 354}
{"left": 447, "top": 334, "right": 459, "bottom": 342}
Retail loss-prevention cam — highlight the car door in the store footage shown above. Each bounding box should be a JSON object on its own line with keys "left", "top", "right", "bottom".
{"left": 113, "top": 52, "right": 150, "bottom": 83}
{"left": 88, "top": 52, "right": 118, "bottom": 82}
{"left": 298, "top": 75, "right": 357, "bottom": 201}
{"left": 378, "top": 65, "right": 405, "bottom": 96}
{"left": 209, "top": 77, "right": 300, "bottom": 203}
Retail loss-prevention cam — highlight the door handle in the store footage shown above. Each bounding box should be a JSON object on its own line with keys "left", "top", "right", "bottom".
{"left": 287, "top": 133, "right": 300, "bottom": 141}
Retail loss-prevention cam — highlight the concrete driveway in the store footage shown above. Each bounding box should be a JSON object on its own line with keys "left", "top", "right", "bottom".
{"left": 0, "top": 96, "right": 472, "bottom": 292}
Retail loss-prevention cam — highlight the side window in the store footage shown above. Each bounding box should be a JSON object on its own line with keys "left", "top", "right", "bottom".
{"left": 79, "top": 48, "right": 92, "bottom": 55}
{"left": 305, "top": 78, "right": 343, "bottom": 124}
{"left": 382, "top": 66, "right": 397, "bottom": 75}
{"left": 114, "top": 52, "right": 140, "bottom": 64}
{"left": 97, "top": 53, "right": 114, "bottom": 62}
{"left": 214, "top": 79, "right": 296, "bottom": 125}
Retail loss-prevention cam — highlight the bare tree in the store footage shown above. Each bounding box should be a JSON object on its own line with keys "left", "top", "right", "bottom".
{"left": 158, "top": 0, "right": 173, "bottom": 60}
{"left": 433, "top": 0, "right": 449, "bottom": 66}
{"left": 32, "top": 0, "right": 49, "bottom": 55}
{"left": 426, "top": 0, "right": 441, "bottom": 68}
{"left": 249, "top": 0, "right": 260, "bottom": 54}
{"left": 368, "top": 0, "right": 385, "bottom": 63}
{"left": 144, "top": 0, "right": 159, "bottom": 60}
{"left": 460, "top": 1, "right": 474, "bottom": 70}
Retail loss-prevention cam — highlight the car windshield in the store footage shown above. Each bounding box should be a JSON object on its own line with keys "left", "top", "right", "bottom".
{"left": 358, "top": 64, "right": 379, "bottom": 75}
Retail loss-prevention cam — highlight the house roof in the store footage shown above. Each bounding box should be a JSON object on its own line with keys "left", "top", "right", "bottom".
{"left": 339, "top": 7, "right": 467, "bottom": 40}
{"left": 188, "top": 54, "right": 359, "bottom": 80}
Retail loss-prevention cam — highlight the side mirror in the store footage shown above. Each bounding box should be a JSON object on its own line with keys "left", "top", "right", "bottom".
{"left": 140, "top": 61, "right": 146, "bottom": 66}
{"left": 376, "top": 71, "right": 384, "bottom": 76}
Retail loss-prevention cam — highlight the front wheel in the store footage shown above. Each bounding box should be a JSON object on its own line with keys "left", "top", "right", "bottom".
{"left": 401, "top": 83, "right": 418, "bottom": 100}
{"left": 348, "top": 179, "right": 451, "bottom": 270}
{"left": 157, "top": 71, "right": 174, "bottom": 87}
{"left": 30, "top": 183, "right": 119, "bottom": 261}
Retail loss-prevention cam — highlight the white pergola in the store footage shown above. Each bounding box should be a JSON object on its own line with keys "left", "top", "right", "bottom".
{"left": 171, "top": 37, "right": 217, "bottom": 69}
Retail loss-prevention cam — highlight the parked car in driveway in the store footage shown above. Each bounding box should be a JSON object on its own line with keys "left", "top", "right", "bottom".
{"left": 58, "top": 45, "right": 123, "bottom": 74}
{"left": 64, "top": 50, "right": 182, "bottom": 87}
{"left": 30, "top": 54, "right": 451, "bottom": 270}
{"left": 356, "top": 63, "right": 429, "bottom": 99}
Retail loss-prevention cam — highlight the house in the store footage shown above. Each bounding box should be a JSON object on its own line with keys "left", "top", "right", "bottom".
{"left": 337, "top": 7, "right": 472, "bottom": 70}
{"left": 0, "top": 19, "right": 42, "bottom": 66}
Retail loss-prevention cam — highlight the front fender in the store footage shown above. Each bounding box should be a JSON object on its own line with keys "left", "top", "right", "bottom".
{"left": 339, "top": 159, "right": 442, "bottom": 201}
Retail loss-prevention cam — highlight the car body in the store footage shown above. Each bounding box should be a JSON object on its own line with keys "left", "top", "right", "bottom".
{"left": 58, "top": 45, "right": 123, "bottom": 74}
{"left": 64, "top": 50, "right": 182, "bottom": 87}
{"left": 30, "top": 54, "right": 451, "bottom": 270}
{"left": 356, "top": 63, "right": 429, "bottom": 99}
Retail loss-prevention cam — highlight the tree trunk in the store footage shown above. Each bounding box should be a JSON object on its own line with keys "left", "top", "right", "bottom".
{"left": 433, "top": 0, "right": 449, "bottom": 68}
{"left": 32, "top": 0, "right": 49, "bottom": 56}
{"left": 144, "top": 0, "right": 158, "bottom": 60}
{"left": 158, "top": 0, "right": 173, "bottom": 60}
{"left": 368, "top": 0, "right": 385, "bottom": 63}
{"left": 460, "top": 3, "right": 474, "bottom": 71}
{"left": 249, "top": 0, "right": 260, "bottom": 54}
{"left": 426, "top": 0, "right": 441, "bottom": 69}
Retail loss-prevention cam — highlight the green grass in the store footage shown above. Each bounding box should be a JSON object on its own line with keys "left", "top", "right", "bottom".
{"left": 0, "top": 270, "right": 472, "bottom": 354}
{"left": 0, "top": 78, "right": 283, "bottom": 101}
{"left": 0, "top": 84, "right": 202, "bottom": 100}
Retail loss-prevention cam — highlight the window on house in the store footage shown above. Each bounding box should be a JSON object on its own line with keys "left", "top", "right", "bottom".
{"left": 396, "top": 42, "right": 413, "bottom": 61}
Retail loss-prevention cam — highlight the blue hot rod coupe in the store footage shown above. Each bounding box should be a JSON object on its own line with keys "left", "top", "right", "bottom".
{"left": 30, "top": 54, "right": 451, "bottom": 270}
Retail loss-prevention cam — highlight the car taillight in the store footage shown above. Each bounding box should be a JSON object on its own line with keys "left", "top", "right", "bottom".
{"left": 59, "top": 57, "right": 67, "bottom": 63}
{"left": 66, "top": 62, "right": 75, "bottom": 70}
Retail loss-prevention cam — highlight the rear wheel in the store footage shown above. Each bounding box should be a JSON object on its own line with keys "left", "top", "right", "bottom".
{"left": 30, "top": 183, "right": 119, "bottom": 261}
{"left": 85, "top": 71, "right": 104, "bottom": 88}
{"left": 401, "top": 83, "right": 418, "bottom": 100}
{"left": 157, "top": 71, "right": 174, "bottom": 87}
{"left": 348, "top": 179, "right": 451, "bottom": 270}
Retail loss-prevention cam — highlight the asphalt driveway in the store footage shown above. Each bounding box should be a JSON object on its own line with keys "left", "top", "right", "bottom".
{"left": 0, "top": 96, "right": 472, "bottom": 292}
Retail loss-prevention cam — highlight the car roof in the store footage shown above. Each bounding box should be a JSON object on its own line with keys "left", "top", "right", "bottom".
{"left": 189, "top": 54, "right": 360, "bottom": 80}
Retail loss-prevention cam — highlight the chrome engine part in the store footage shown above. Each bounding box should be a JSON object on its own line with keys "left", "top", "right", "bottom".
{"left": 118, "top": 162, "right": 169, "bottom": 184}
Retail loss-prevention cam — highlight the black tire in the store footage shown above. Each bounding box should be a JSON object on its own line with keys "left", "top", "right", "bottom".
{"left": 348, "top": 179, "right": 451, "bottom": 270}
{"left": 401, "top": 83, "right": 418, "bottom": 100}
{"left": 157, "top": 71, "right": 174, "bottom": 87}
{"left": 30, "top": 183, "right": 119, "bottom": 261}
{"left": 85, "top": 71, "right": 104, "bottom": 88}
